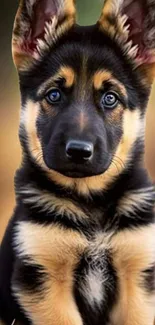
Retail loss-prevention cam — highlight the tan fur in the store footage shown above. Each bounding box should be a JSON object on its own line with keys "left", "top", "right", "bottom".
{"left": 106, "top": 104, "right": 124, "bottom": 124}
{"left": 79, "top": 56, "right": 88, "bottom": 101}
{"left": 23, "top": 100, "right": 143, "bottom": 195}
{"left": 117, "top": 187, "right": 155, "bottom": 216}
{"left": 41, "top": 98, "right": 58, "bottom": 115}
{"left": 22, "top": 101, "right": 43, "bottom": 167}
{"left": 20, "top": 185, "right": 88, "bottom": 221}
{"left": 100, "top": 0, "right": 123, "bottom": 18}
{"left": 93, "top": 70, "right": 127, "bottom": 97}
{"left": 98, "top": 0, "right": 125, "bottom": 43}
{"left": 12, "top": 50, "right": 34, "bottom": 72}
{"left": 13, "top": 222, "right": 87, "bottom": 325}
{"left": 78, "top": 111, "right": 88, "bottom": 132}
{"left": 114, "top": 109, "right": 143, "bottom": 163}
{"left": 138, "top": 63, "right": 155, "bottom": 85}
{"left": 57, "top": 66, "right": 75, "bottom": 88}
{"left": 64, "top": 0, "right": 76, "bottom": 17}
{"left": 13, "top": 222, "right": 155, "bottom": 325}
{"left": 109, "top": 225, "right": 155, "bottom": 325}
{"left": 38, "top": 66, "right": 75, "bottom": 97}
{"left": 93, "top": 70, "right": 112, "bottom": 90}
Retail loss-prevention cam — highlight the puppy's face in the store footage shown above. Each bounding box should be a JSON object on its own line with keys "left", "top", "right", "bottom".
{"left": 13, "top": 0, "right": 155, "bottom": 190}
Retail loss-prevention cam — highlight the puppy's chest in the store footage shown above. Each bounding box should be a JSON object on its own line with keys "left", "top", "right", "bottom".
{"left": 14, "top": 221, "right": 115, "bottom": 307}
{"left": 75, "top": 238, "right": 117, "bottom": 314}
{"left": 14, "top": 220, "right": 155, "bottom": 315}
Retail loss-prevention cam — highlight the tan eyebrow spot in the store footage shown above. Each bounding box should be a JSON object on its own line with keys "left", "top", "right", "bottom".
{"left": 38, "top": 66, "right": 75, "bottom": 95}
{"left": 60, "top": 66, "right": 75, "bottom": 87}
{"left": 93, "top": 71, "right": 112, "bottom": 89}
{"left": 93, "top": 70, "right": 127, "bottom": 97}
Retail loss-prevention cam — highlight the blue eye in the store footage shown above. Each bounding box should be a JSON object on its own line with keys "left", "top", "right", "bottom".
{"left": 101, "top": 91, "right": 118, "bottom": 109}
{"left": 46, "top": 89, "right": 61, "bottom": 103}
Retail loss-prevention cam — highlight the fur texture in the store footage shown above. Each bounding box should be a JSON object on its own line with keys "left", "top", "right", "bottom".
{"left": 0, "top": 1, "right": 155, "bottom": 325}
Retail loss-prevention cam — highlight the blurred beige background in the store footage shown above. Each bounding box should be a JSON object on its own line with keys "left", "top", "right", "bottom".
{"left": 0, "top": 0, "right": 155, "bottom": 241}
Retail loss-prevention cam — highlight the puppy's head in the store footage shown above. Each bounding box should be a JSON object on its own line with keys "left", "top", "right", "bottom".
{"left": 12, "top": 0, "right": 155, "bottom": 194}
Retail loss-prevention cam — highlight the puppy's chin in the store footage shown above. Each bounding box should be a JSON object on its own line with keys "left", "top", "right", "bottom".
{"left": 55, "top": 168, "right": 108, "bottom": 179}
{"left": 44, "top": 162, "right": 111, "bottom": 179}
{"left": 54, "top": 170, "right": 99, "bottom": 179}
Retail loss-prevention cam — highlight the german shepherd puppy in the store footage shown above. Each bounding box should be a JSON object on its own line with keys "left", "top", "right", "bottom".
{"left": 0, "top": 0, "right": 155, "bottom": 324}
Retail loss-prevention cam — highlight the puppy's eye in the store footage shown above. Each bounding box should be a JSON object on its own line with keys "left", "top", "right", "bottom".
{"left": 101, "top": 91, "right": 118, "bottom": 109}
{"left": 46, "top": 89, "right": 61, "bottom": 104}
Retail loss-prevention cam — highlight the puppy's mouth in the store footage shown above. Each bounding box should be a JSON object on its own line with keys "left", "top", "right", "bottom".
{"left": 45, "top": 160, "right": 112, "bottom": 179}
{"left": 56, "top": 169, "right": 103, "bottom": 179}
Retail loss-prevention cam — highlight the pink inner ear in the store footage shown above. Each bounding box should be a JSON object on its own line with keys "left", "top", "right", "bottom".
{"left": 20, "top": 0, "right": 58, "bottom": 55}
{"left": 32, "top": 0, "right": 58, "bottom": 39}
{"left": 123, "top": 0, "right": 155, "bottom": 64}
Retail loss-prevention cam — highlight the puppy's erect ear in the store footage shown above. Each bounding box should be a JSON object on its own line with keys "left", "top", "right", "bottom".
{"left": 98, "top": 0, "right": 155, "bottom": 83}
{"left": 12, "top": 0, "right": 76, "bottom": 70}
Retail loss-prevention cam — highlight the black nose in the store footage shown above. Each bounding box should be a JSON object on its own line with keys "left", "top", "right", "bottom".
{"left": 66, "top": 140, "right": 93, "bottom": 162}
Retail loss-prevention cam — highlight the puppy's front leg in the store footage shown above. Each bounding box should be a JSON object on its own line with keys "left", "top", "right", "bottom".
{"left": 111, "top": 283, "right": 155, "bottom": 325}
{"left": 12, "top": 222, "right": 87, "bottom": 325}
{"left": 110, "top": 226, "right": 155, "bottom": 325}
{"left": 12, "top": 261, "right": 83, "bottom": 325}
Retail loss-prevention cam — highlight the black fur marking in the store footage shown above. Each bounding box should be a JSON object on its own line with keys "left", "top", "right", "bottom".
{"left": 12, "top": 260, "right": 48, "bottom": 295}
{"left": 15, "top": 157, "right": 155, "bottom": 233}
{"left": 0, "top": 214, "right": 31, "bottom": 325}
{"left": 143, "top": 266, "right": 155, "bottom": 293}
{"left": 74, "top": 251, "right": 118, "bottom": 325}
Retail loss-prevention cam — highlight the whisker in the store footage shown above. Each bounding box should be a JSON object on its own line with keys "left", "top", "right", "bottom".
{"left": 111, "top": 161, "right": 120, "bottom": 175}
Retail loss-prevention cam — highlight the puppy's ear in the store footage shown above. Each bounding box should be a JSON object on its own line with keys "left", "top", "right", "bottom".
{"left": 98, "top": 0, "right": 155, "bottom": 83}
{"left": 12, "top": 0, "right": 76, "bottom": 70}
